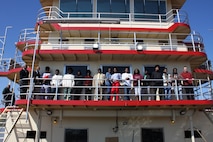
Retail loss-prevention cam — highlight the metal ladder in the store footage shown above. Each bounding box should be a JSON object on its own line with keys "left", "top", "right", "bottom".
{"left": 0, "top": 106, "right": 24, "bottom": 142}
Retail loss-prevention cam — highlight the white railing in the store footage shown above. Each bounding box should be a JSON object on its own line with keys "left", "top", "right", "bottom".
{"left": 18, "top": 30, "right": 205, "bottom": 52}
{"left": 17, "top": 78, "right": 213, "bottom": 101}
{"left": 37, "top": 6, "right": 189, "bottom": 25}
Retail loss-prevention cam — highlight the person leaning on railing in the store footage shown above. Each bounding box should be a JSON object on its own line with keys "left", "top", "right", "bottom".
{"left": 2, "top": 84, "right": 15, "bottom": 107}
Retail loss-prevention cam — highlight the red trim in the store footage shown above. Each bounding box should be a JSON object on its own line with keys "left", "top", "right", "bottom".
{"left": 22, "top": 49, "right": 207, "bottom": 57}
{"left": 0, "top": 67, "right": 31, "bottom": 77}
{"left": 194, "top": 69, "right": 213, "bottom": 74}
{"left": 51, "top": 23, "right": 189, "bottom": 32}
{"left": 16, "top": 100, "right": 213, "bottom": 107}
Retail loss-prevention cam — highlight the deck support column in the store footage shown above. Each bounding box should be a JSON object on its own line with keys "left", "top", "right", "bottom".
{"left": 35, "top": 110, "right": 41, "bottom": 142}
{"left": 189, "top": 116, "right": 195, "bottom": 142}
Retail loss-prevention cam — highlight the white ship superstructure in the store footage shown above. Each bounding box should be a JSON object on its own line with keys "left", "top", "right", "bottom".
{"left": 0, "top": 0, "right": 213, "bottom": 142}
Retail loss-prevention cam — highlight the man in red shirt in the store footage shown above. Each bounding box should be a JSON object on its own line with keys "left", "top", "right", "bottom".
{"left": 180, "top": 66, "right": 194, "bottom": 100}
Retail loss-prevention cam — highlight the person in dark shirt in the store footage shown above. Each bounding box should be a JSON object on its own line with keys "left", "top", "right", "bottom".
{"left": 151, "top": 65, "right": 163, "bottom": 100}
{"left": 19, "top": 65, "right": 29, "bottom": 99}
{"left": 2, "top": 84, "right": 15, "bottom": 107}
{"left": 84, "top": 70, "right": 93, "bottom": 100}
{"left": 74, "top": 70, "right": 84, "bottom": 100}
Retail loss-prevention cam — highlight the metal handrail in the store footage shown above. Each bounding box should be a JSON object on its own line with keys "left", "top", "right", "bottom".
{"left": 17, "top": 78, "right": 213, "bottom": 101}
{"left": 18, "top": 30, "right": 205, "bottom": 53}
{"left": 37, "top": 6, "right": 189, "bottom": 25}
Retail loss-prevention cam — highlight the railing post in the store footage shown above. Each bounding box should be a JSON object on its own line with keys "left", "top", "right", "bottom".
{"left": 94, "top": 78, "right": 99, "bottom": 100}
{"left": 138, "top": 80, "right": 141, "bottom": 101}
{"left": 176, "top": 9, "right": 180, "bottom": 23}
{"left": 174, "top": 79, "right": 179, "bottom": 100}
{"left": 48, "top": 7, "right": 52, "bottom": 19}
{"left": 169, "top": 33, "right": 173, "bottom": 50}
{"left": 198, "top": 79, "right": 203, "bottom": 99}
{"left": 190, "top": 33, "right": 196, "bottom": 52}
{"left": 158, "top": 15, "right": 162, "bottom": 27}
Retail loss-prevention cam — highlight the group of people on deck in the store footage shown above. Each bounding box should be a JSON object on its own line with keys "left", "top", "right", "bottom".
{"left": 15, "top": 64, "right": 195, "bottom": 101}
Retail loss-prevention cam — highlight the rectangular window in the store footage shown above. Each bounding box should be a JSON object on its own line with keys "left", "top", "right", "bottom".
{"left": 65, "top": 129, "right": 88, "bottom": 142}
{"left": 65, "top": 65, "right": 88, "bottom": 76}
{"left": 60, "top": 0, "right": 92, "bottom": 17}
{"left": 141, "top": 128, "right": 164, "bottom": 142}
{"left": 184, "top": 130, "right": 202, "bottom": 138}
{"left": 97, "top": 0, "right": 130, "bottom": 18}
{"left": 134, "top": 0, "right": 166, "bottom": 21}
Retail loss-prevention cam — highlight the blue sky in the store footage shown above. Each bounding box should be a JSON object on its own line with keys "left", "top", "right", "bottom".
{"left": 0, "top": 0, "right": 213, "bottom": 106}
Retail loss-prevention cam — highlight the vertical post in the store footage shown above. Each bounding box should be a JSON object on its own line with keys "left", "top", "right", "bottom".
{"left": 26, "top": 24, "right": 40, "bottom": 122}
{"left": 11, "top": 73, "right": 17, "bottom": 106}
{"left": 189, "top": 116, "right": 195, "bottom": 142}
{"left": 134, "top": 32, "right": 137, "bottom": 50}
{"left": 191, "top": 32, "right": 196, "bottom": 51}
{"left": 175, "top": 79, "right": 179, "bottom": 100}
{"left": 176, "top": 9, "right": 180, "bottom": 23}
{"left": 0, "top": 26, "right": 12, "bottom": 61}
{"left": 138, "top": 79, "right": 141, "bottom": 101}
{"left": 198, "top": 79, "right": 203, "bottom": 99}
{"left": 35, "top": 110, "right": 41, "bottom": 142}
{"left": 169, "top": 33, "right": 173, "bottom": 50}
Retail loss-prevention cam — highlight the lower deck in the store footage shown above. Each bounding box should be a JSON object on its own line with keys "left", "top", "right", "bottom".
{"left": 1, "top": 106, "right": 213, "bottom": 142}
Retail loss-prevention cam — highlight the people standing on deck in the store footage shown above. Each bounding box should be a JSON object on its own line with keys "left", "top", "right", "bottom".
{"left": 133, "top": 68, "right": 143, "bottom": 100}
{"left": 162, "top": 68, "right": 171, "bottom": 100}
{"left": 151, "top": 65, "right": 163, "bottom": 100}
{"left": 19, "top": 64, "right": 29, "bottom": 99}
{"left": 84, "top": 70, "right": 93, "bottom": 100}
{"left": 74, "top": 70, "right": 84, "bottom": 100}
{"left": 41, "top": 66, "right": 52, "bottom": 99}
{"left": 105, "top": 68, "right": 112, "bottom": 100}
{"left": 51, "top": 69, "right": 62, "bottom": 100}
{"left": 62, "top": 68, "right": 75, "bottom": 100}
{"left": 2, "top": 84, "right": 14, "bottom": 107}
{"left": 110, "top": 67, "right": 121, "bottom": 101}
{"left": 180, "top": 66, "right": 194, "bottom": 100}
{"left": 121, "top": 67, "right": 133, "bottom": 100}
{"left": 93, "top": 68, "right": 105, "bottom": 100}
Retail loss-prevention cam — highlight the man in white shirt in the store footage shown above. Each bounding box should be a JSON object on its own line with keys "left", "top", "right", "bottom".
{"left": 62, "top": 68, "right": 75, "bottom": 100}
{"left": 51, "top": 69, "right": 62, "bottom": 100}
{"left": 93, "top": 68, "right": 105, "bottom": 100}
{"left": 121, "top": 68, "right": 133, "bottom": 100}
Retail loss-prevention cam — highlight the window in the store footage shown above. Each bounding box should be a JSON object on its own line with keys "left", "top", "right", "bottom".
{"left": 26, "top": 131, "right": 36, "bottom": 139}
{"left": 65, "top": 129, "right": 88, "bottom": 142}
{"left": 60, "top": 0, "right": 93, "bottom": 17}
{"left": 141, "top": 128, "right": 164, "bottom": 142}
{"left": 97, "top": 0, "right": 130, "bottom": 18}
{"left": 134, "top": 0, "right": 166, "bottom": 20}
{"left": 65, "top": 65, "right": 88, "bottom": 76}
{"left": 184, "top": 130, "right": 202, "bottom": 138}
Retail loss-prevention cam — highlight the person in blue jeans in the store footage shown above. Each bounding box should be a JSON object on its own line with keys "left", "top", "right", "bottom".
{"left": 121, "top": 68, "right": 133, "bottom": 100}
{"left": 105, "top": 68, "right": 112, "bottom": 100}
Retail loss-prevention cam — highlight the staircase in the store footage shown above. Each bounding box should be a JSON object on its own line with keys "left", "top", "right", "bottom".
{"left": 0, "top": 106, "right": 23, "bottom": 142}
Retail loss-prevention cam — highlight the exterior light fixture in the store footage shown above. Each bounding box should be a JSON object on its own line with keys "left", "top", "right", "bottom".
{"left": 136, "top": 43, "right": 144, "bottom": 51}
{"left": 53, "top": 118, "right": 57, "bottom": 124}
{"left": 171, "top": 110, "right": 175, "bottom": 124}
{"left": 93, "top": 43, "right": 99, "bottom": 50}
{"left": 46, "top": 110, "right": 52, "bottom": 115}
